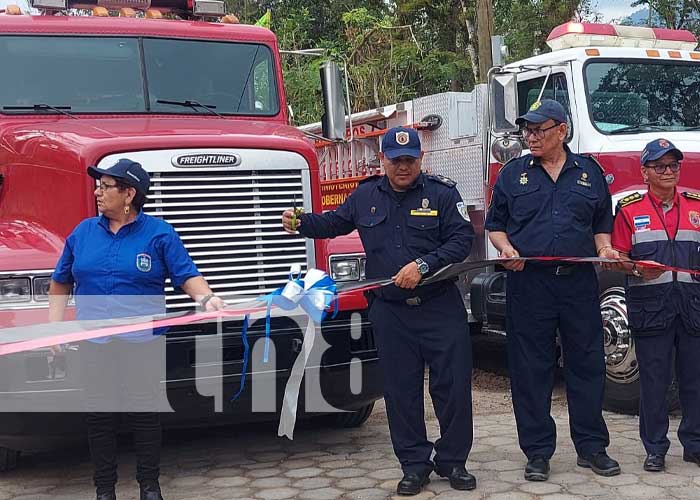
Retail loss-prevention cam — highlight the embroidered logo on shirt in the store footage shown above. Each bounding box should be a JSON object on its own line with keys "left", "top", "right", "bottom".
{"left": 690, "top": 210, "right": 700, "bottom": 228}
{"left": 456, "top": 202, "right": 470, "bottom": 222}
{"left": 633, "top": 215, "right": 651, "bottom": 232}
{"left": 136, "top": 253, "right": 152, "bottom": 272}
{"left": 577, "top": 171, "right": 591, "bottom": 187}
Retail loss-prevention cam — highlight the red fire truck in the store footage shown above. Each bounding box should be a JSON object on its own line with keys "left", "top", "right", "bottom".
{"left": 302, "top": 22, "right": 700, "bottom": 418}
{"left": 0, "top": 0, "right": 382, "bottom": 470}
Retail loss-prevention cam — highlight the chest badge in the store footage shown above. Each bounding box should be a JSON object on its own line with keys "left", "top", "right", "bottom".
{"left": 519, "top": 172, "right": 528, "bottom": 185}
{"left": 136, "top": 253, "right": 152, "bottom": 273}
{"left": 411, "top": 198, "right": 438, "bottom": 217}
{"left": 690, "top": 210, "right": 700, "bottom": 228}
{"left": 633, "top": 215, "right": 651, "bottom": 232}
{"left": 577, "top": 171, "right": 591, "bottom": 187}
{"left": 370, "top": 206, "right": 376, "bottom": 214}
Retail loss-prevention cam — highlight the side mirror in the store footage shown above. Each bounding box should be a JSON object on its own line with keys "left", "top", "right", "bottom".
{"left": 490, "top": 71, "right": 519, "bottom": 134}
{"left": 319, "top": 61, "right": 347, "bottom": 141}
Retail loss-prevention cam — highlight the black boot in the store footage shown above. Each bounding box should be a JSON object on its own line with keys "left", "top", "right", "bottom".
{"left": 96, "top": 487, "right": 116, "bottom": 500}
{"left": 435, "top": 465, "right": 476, "bottom": 490}
{"left": 140, "top": 481, "right": 163, "bottom": 500}
{"left": 396, "top": 470, "right": 431, "bottom": 496}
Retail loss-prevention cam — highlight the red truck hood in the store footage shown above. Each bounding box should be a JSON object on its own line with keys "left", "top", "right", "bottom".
{"left": 0, "top": 115, "right": 315, "bottom": 159}
{"left": 0, "top": 115, "right": 318, "bottom": 272}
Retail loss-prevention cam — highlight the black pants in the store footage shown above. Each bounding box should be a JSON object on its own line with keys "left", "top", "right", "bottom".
{"left": 81, "top": 339, "right": 165, "bottom": 490}
{"left": 636, "top": 317, "right": 700, "bottom": 456}
{"left": 506, "top": 264, "right": 610, "bottom": 459}
{"left": 368, "top": 285, "right": 473, "bottom": 474}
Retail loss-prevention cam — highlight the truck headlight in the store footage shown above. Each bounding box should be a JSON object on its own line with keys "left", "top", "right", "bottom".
{"left": 330, "top": 257, "right": 361, "bottom": 282}
{"left": 0, "top": 278, "right": 31, "bottom": 303}
{"left": 33, "top": 276, "right": 52, "bottom": 302}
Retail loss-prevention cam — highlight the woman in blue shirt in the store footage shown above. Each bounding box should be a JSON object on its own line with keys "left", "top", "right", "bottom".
{"left": 49, "top": 159, "right": 224, "bottom": 500}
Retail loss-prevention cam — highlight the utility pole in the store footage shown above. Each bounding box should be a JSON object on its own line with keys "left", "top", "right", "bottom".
{"left": 476, "top": 0, "right": 495, "bottom": 83}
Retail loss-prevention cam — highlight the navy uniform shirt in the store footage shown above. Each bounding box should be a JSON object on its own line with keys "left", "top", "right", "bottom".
{"left": 485, "top": 146, "right": 612, "bottom": 257}
{"left": 52, "top": 211, "right": 201, "bottom": 342}
{"left": 299, "top": 173, "right": 474, "bottom": 298}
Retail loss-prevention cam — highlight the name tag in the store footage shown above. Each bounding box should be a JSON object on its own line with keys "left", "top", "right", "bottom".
{"left": 410, "top": 210, "right": 438, "bottom": 216}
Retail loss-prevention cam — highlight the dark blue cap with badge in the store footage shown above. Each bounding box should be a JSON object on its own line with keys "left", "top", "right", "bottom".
{"left": 641, "top": 138, "right": 684, "bottom": 165}
{"left": 88, "top": 158, "right": 150, "bottom": 195}
{"left": 516, "top": 99, "right": 568, "bottom": 125}
{"left": 382, "top": 126, "right": 422, "bottom": 159}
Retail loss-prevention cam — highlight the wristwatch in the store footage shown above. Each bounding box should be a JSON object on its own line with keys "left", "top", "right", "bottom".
{"left": 631, "top": 264, "right": 642, "bottom": 278}
{"left": 414, "top": 258, "right": 429, "bottom": 276}
{"left": 200, "top": 293, "right": 216, "bottom": 309}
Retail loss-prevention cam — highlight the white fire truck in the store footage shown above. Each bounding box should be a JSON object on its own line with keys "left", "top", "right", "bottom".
{"left": 302, "top": 22, "right": 700, "bottom": 414}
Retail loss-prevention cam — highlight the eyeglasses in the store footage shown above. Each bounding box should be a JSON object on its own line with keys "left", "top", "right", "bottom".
{"left": 645, "top": 161, "right": 681, "bottom": 174}
{"left": 96, "top": 183, "right": 120, "bottom": 192}
{"left": 521, "top": 122, "right": 561, "bottom": 139}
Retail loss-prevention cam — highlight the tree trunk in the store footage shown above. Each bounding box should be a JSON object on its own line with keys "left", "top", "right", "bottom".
{"left": 459, "top": 0, "right": 480, "bottom": 83}
{"left": 476, "top": 0, "right": 494, "bottom": 83}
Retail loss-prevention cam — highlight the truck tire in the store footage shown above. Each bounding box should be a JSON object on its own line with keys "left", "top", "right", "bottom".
{"left": 600, "top": 287, "right": 679, "bottom": 415}
{"left": 0, "top": 447, "right": 19, "bottom": 472}
{"left": 332, "top": 402, "right": 375, "bottom": 428}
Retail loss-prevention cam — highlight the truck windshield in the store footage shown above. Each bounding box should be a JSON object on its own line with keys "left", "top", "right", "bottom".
{"left": 0, "top": 36, "right": 279, "bottom": 116}
{"left": 584, "top": 60, "right": 700, "bottom": 134}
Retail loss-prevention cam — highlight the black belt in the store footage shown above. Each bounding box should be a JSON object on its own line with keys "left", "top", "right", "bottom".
{"left": 372, "top": 281, "right": 454, "bottom": 306}
{"left": 525, "top": 262, "right": 578, "bottom": 275}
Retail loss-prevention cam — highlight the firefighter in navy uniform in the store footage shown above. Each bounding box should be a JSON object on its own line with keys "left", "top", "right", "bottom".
{"left": 485, "top": 100, "right": 621, "bottom": 481}
{"left": 282, "top": 127, "right": 476, "bottom": 495}
{"left": 611, "top": 139, "right": 700, "bottom": 472}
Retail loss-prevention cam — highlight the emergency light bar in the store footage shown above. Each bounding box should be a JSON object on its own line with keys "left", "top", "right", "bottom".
{"left": 30, "top": 0, "right": 67, "bottom": 9}
{"left": 35, "top": 0, "right": 224, "bottom": 15}
{"left": 547, "top": 22, "right": 697, "bottom": 51}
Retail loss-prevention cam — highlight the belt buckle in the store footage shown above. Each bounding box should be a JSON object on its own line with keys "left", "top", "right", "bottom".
{"left": 405, "top": 297, "right": 422, "bottom": 307}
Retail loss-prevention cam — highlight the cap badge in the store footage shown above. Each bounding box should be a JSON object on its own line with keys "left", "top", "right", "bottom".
{"left": 659, "top": 139, "right": 670, "bottom": 148}
{"left": 529, "top": 100, "right": 541, "bottom": 111}
{"left": 396, "top": 131, "right": 410, "bottom": 146}
{"left": 422, "top": 198, "right": 429, "bottom": 209}
{"left": 136, "top": 253, "right": 152, "bottom": 273}
{"left": 519, "top": 172, "right": 528, "bottom": 185}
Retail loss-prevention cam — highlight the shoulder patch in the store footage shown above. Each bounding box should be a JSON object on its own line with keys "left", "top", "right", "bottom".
{"left": 682, "top": 191, "right": 700, "bottom": 201}
{"left": 426, "top": 174, "right": 457, "bottom": 188}
{"left": 358, "top": 174, "right": 382, "bottom": 185}
{"left": 616, "top": 192, "right": 644, "bottom": 209}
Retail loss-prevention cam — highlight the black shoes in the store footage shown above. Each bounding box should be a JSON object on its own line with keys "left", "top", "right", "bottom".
{"left": 524, "top": 456, "right": 550, "bottom": 481}
{"left": 643, "top": 454, "right": 665, "bottom": 472}
{"left": 140, "top": 481, "right": 164, "bottom": 500}
{"left": 683, "top": 451, "right": 700, "bottom": 466}
{"left": 96, "top": 489, "right": 116, "bottom": 500}
{"left": 435, "top": 466, "right": 476, "bottom": 491}
{"left": 577, "top": 452, "right": 621, "bottom": 477}
{"left": 396, "top": 470, "right": 431, "bottom": 496}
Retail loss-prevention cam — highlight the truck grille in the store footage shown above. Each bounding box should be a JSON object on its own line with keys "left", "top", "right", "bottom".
{"left": 143, "top": 169, "right": 309, "bottom": 310}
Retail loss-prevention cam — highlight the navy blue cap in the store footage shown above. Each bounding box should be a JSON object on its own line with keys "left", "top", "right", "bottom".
{"left": 641, "top": 138, "right": 684, "bottom": 165}
{"left": 88, "top": 159, "right": 150, "bottom": 196}
{"left": 516, "top": 99, "right": 568, "bottom": 125}
{"left": 381, "top": 127, "right": 421, "bottom": 159}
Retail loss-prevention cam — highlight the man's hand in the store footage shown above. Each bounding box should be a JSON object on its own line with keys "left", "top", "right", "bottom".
{"left": 282, "top": 209, "right": 301, "bottom": 234}
{"left": 599, "top": 247, "right": 624, "bottom": 271}
{"left": 499, "top": 245, "right": 525, "bottom": 271}
{"left": 636, "top": 261, "right": 666, "bottom": 281}
{"left": 393, "top": 261, "right": 422, "bottom": 289}
{"left": 205, "top": 296, "right": 226, "bottom": 311}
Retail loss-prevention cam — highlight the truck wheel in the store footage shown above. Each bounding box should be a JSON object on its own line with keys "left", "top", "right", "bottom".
{"left": 600, "top": 287, "right": 679, "bottom": 415}
{"left": 0, "top": 447, "right": 20, "bottom": 472}
{"left": 332, "top": 402, "right": 375, "bottom": 428}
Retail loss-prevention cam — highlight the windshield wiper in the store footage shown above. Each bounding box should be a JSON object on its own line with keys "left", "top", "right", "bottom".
{"left": 2, "top": 104, "right": 77, "bottom": 119}
{"left": 608, "top": 121, "right": 664, "bottom": 134}
{"left": 156, "top": 99, "right": 224, "bottom": 118}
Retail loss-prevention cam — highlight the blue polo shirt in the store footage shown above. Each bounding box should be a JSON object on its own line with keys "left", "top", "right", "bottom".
{"left": 485, "top": 146, "right": 613, "bottom": 257}
{"left": 52, "top": 211, "right": 201, "bottom": 342}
